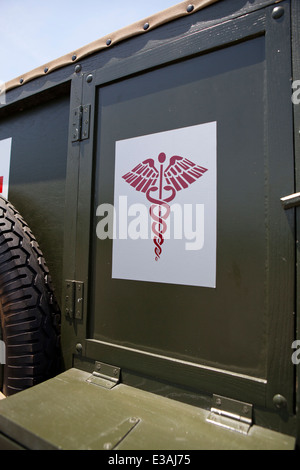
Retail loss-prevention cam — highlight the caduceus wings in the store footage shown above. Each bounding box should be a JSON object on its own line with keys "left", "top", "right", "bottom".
{"left": 164, "top": 156, "right": 208, "bottom": 192}
{"left": 122, "top": 155, "right": 207, "bottom": 195}
{"left": 122, "top": 159, "right": 159, "bottom": 193}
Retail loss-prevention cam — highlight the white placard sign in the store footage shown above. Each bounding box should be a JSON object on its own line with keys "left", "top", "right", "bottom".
{"left": 111, "top": 122, "right": 217, "bottom": 288}
{"left": 0, "top": 138, "right": 12, "bottom": 199}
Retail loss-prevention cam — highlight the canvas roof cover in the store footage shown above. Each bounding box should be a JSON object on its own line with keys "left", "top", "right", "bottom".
{"left": 2, "top": 0, "right": 220, "bottom": 93}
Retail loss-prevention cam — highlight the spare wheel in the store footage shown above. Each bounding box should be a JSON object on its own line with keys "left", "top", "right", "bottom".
{"left": 0, "top": 196, "right": 61, "bottom": 396}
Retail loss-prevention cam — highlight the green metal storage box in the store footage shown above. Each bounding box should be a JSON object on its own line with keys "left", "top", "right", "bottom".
{"left": 0, "top": 0, "right": 299, "bottom": 451}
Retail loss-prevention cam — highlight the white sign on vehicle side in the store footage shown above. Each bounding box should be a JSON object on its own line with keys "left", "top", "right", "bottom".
{"left": 112, "top": 122, "right": 217, "bottom": 288}
{"left": 0, "top": 137, "right": 12, "bottom": 199}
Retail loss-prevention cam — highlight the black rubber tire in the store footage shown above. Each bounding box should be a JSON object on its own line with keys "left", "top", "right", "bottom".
{"left": 0, "top": 196, "right": 61, "bottom": 396}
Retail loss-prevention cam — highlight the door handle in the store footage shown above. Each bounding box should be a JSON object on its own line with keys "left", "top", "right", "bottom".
{"left": 280, "top": 192, "right": 300, "bottom": 210}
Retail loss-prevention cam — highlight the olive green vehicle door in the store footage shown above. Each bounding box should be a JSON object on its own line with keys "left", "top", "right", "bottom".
{"left": 70, "top": 3, "right": 295, "bottom": 417}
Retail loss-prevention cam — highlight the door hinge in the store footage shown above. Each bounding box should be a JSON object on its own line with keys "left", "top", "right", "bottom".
{"left": 86, "top": 361, "right": 121, "bottom": 389}
{"left": 207, "top": 394, "right": 253, "bottom": 435}
{"left": 71, "top": 104, "right": 91, "bottom": 142}
{"left": 65, "top": 280, "right": 84, "bottom": 320}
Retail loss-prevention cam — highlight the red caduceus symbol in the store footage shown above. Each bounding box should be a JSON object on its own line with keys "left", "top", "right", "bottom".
{"left": 122, "top": 152, "right": 208, "bottom": 261}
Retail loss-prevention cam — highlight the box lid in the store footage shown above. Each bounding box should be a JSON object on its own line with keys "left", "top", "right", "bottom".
{"left": 0, "top": 368, "right": 295, "bottom": 450}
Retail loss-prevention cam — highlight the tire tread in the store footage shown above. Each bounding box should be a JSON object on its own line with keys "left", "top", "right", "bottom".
{"left": 0, "top": 196, "right": 61, "bottom": 396}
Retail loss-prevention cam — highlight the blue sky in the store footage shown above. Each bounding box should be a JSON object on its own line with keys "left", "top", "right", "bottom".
{"left": 0, "top": 0, "right": 178, "bottom": 84}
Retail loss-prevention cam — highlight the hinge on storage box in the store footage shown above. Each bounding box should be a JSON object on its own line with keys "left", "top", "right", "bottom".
{"left": 206, "top": 394, "right": 253, "bottom": 435}
{"left": 65, "top": 280, "right": 84, "bottom": 320}
{"left": 86, "top": 361, "right": 121, "bottom": 389}
{"left": 71, "top": 104, "right": 90, "bottom": 142}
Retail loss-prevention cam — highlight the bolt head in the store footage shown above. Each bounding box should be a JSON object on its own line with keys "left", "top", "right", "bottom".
{"left": 273, "top": 394, "right": 287, "bottom": 409}
{"left": 129, "top": 417, "right": 139, "bottom": 424}
{"left": 272, "top": 6, "right": 284, "bottom": 19}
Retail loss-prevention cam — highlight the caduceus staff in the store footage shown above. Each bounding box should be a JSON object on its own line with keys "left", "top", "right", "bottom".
{"left": 122, "top": 152, "right": 208, "bottom": 261}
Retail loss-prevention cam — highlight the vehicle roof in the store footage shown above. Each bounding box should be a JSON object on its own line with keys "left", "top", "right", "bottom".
{"left": 3, "top": 0, "right": 219, "bottom": 94}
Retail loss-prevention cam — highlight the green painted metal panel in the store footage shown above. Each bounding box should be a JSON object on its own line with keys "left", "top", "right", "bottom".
{"left": 0, "top": 93, "right": 70, "bottom": 304}
{"left": 70, "top": 1, "right": 295, "bottom": 423}
{"left": 291, "top": 0, "right": 300, "bottom": 450}
{"left": 0, "top": 432, "right": 26, "bottom": 450}
{"left": 91, "top": 36, "right": 268, "bottom": 375}
{"left": 0, "top": 369, "right": 295, "bottom": 450}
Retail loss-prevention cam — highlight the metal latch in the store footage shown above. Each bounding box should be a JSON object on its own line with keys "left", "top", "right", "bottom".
{"left": 280, "top": 192, "right": 300, "bottom": 210}
{"left": 86, "top": 361, "right": 121, "bottom": 389}
{"left": 207, "top": 394, "right": 253, "bottom": 435}
{"left": 65, "top": 280, "right": 84, "bottom": 320}
{"left": 71, "top": 104, "right": 91, "bottom": 142}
